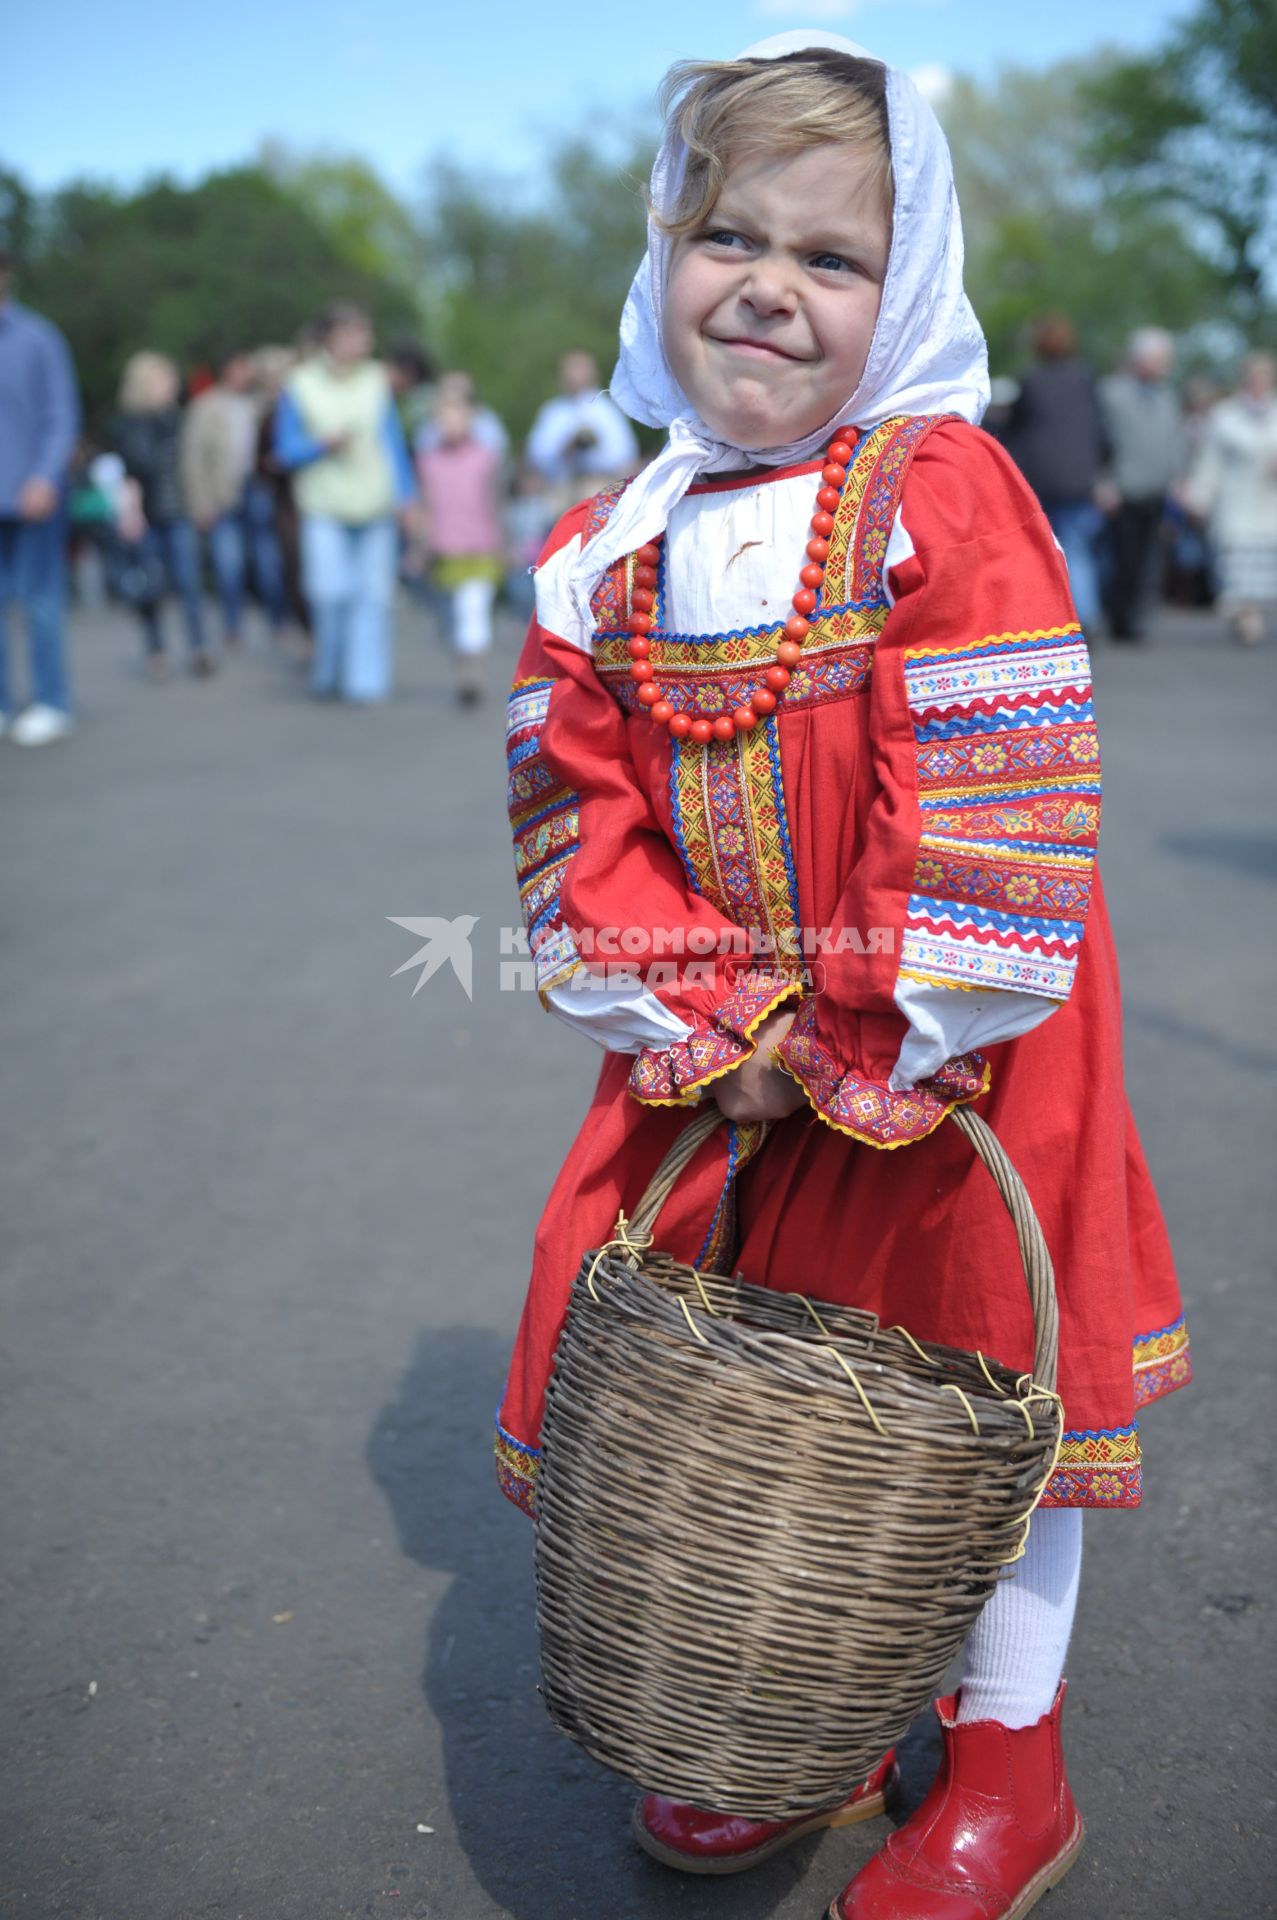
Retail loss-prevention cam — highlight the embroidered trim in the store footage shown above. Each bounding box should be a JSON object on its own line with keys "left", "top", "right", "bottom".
{"left": 848, "top": 414, "right": 950, "bottom": 602}
{"left": 1040, "top": 1424, "right": 1143, "bottom": 1508}
{"left": 902, "top": 632, "right": 1100, "bottom": 999}
{"left": 775, "top": 996, "right": 989, "bottom": 1147}
{"left": 494, "top": 1417, "right": 539, "bottom": 1517}
{"left": 669, "top": 722, "right": 805, "bottom": 967}
{"left": 1133, "top": 1312, "right": 1193, "bottom": 1406}
{"left": 593, "top": 620, "right": 878, "bottom": 716}
{"left": 695, "top": 1119, "right": 767, "bottom": 1272}
{"left": 1036, "top": 1318, "right": 1191, "bottom": 1506}
{"left": 584, "top": 480, "right": 634, "bottom": 630}
{"left": 629, "top": 973, "right": 804, "bottom": 1105}
{"left": 507, "top": 676, "right": 584, "bottom": 994}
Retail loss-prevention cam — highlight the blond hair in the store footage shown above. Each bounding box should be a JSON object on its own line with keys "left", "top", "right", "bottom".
{"left": 656, "top": 50, "right": 893, "bottom": 238}
{"left": 118, "top": 350, "right": 180, "bottom": 415}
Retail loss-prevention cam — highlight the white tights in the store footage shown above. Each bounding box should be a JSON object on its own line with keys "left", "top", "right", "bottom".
{"left": 451, "top": 578, "right": 495, "bottom": 656}
{"left": 957, "top": 1508, "right": 1083, "bottom": 1729}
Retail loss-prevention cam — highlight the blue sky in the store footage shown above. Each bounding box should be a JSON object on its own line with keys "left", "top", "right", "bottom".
{"left": 4, "top": 0, "right": 1189, "bottom": 197}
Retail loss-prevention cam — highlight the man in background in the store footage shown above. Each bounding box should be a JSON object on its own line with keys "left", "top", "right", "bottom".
{"left": 525, "top": 349, "right": 638, "bottom": 513}
{"left": 1099, "top": 327, "right": 1185, "bottom": 642}
{"left": 1004, "top": 313, "right": 1108, "bottom": 633}
{"left": 181, "top": 350, "right": 259, "bottom": 647}
{"left": 0, "top": 248, "right": 80, "bottom": 744}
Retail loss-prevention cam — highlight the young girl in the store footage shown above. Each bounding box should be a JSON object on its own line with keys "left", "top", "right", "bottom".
{"left": 415, "top": 392, "right": 506, "bottom": 704}
{"left": 498, "top": 33, "right": 1190, "bottom": 1920}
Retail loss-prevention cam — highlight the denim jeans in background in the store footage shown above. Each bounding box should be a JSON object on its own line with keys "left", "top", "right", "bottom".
{"left": 299, "top": 515, "right": 397, "bottom": 701}
{"left": 207, "top": 510, "right": 248, "bottom": 640}
{"left": 243, "top": 479, "right": 289, "bottom": 629}
{"left": 140, "top": 518, "right": 207, "bottom": 656}
{"left": 0, "top": 513, "right": 73, "bottom": 716}
{"left": 1043, "top": 500, "right": 1102, "bottom": 633}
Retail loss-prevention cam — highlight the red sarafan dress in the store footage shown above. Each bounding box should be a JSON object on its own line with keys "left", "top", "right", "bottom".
{"left": 497, "top": 415, "right": 1189, "bottom": 1519}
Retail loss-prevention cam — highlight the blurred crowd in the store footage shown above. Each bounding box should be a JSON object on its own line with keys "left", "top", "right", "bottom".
{"left": 1, "top": 238, "right": 1274, "bottom": 749}
{"left": 66, "top": 316, "right": 637, "bottom": 715}
{"left": 990, "top": 316, "right": 1277, "bottom": 652}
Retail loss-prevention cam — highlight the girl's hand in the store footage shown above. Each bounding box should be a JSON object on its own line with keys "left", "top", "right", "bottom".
{"left": 713, "top": 1008, "right": 807, "bottom": 1123}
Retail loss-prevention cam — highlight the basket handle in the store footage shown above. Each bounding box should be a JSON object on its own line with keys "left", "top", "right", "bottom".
{"left": 626, "top": 1106, "right": 727, "bottom": 1245}
{"left": 947, "top": 1105, "right": 1058, "bottom": 1393}
{"left": 621, "top": 1103, "right": 1059, "bottom": 1394}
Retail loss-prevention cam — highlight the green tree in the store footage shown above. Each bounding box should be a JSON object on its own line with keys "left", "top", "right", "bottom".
{"left": 0, "top": 167, "right": 40, "bottom": 263}
{"left": 259, "top": 145, "right": 425, "bottom": 319}
{"left": 940, "top": 57, "right": 1236, "bottom": 373}
{"left": 1082, "top": 0, "right": 1276, "bottom": 331}
{"left": 422, "top": 130, "right": 655, "bottom": 445}
{"left": 10, "top": 165, "right": 420, "bottom": 430}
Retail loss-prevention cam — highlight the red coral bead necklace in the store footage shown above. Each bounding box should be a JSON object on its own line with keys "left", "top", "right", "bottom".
{"left": 626, "top": 428, "right": 856, "bottom": 745}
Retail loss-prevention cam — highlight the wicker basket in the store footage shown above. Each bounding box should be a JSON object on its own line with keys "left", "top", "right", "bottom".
{"left": 534, "top": 1104, "right": 1064, "bottom": 1819}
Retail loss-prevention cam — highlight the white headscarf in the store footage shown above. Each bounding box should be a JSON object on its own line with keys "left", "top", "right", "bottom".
{"left": 569, "top": 29, "right": 988, "bottom": 628}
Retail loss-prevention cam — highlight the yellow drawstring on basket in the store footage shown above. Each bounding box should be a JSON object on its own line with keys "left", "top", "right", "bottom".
{"left": 691, "top": 1269, "right": 720, "bottom": 1317}
{"left": 678, "top": 1296, "right": 710, "bottom": 1345}
{"left": 887, "top": 1323, "right": 930, "bottom": 1363}
{"left": 976, "top": 1351, "right": 1009, "bottom": 1396}
{"left": 1000, "top": 1376, "right": 1067, "bottom": 1564}
{"left": 796, "top": 1294, "right": 832, "bottom": 1335}
{"left": 794, "top": 1297, "right": 888, "bottom": 1434}
{"left": 822, "top": 1349, "right": 889, "bottom": 1435}
{"left": 584, "top": 1210, "right": 655, "bottom": 1301}
{"left": 940, "top": 1384, "right": 982, "bottom": 1434}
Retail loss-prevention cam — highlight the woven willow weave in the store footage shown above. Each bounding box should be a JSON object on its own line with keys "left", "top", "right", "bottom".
{"left": 535, "top": 1105, "right": 1063, "bottom": 1819}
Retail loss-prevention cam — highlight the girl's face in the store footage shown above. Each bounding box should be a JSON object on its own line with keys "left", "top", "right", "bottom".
{"left": 662, "top": 143, "right": 891, "bottom": 450}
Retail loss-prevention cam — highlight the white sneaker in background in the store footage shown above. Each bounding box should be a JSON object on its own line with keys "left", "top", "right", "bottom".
{"left": 10, "top": 704, "right": 75, "bottom": 747}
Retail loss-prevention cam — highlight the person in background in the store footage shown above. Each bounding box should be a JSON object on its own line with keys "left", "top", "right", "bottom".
{"left": 0, "top": 247, "right": 80, "bottom": 745}
{"left": 524, "top": 348, "right": 639, "bottom": 511}
{"left": 250, "top": 345, "right": 307, "bottom": 647}
{"left": 274, "top": 302, "right": 416, "bottom": 703}
{"left": 1163, "top": 376, "right": 1221, "bottom": 608}
{"left": 181, "top": 350, "right": 259, "bottom": 648}
{"left": 1185, "top": 350, "right": 1277, "bottom": 646}
{"left": 415, "top": 391, "right": 506, "bottom": 705}
{"left": 1004, "top": 314, "right": 1108, "bottom": 631}
{"left": 505, "top": 463, "right": 556, "bottom": 624}
{"left": 113, "top": 351, "right": 215, "bottom": 680}
{"left": 1097, "top": 327, "right": 1185, "bottom": 642}
{"left": 386, "top": 342, "right": 438, "bottom": 445}
{"left": 67, "top": 441, "right": 123, "bottom": 608}
{"left": 414, "top": 369, "right": 508, "bottom": 461}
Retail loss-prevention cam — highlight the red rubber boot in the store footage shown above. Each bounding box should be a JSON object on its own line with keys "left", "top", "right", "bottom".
{"left": 829, "top": 1686, "right": 1082, "bottom": 1919}
{"left": 634, "top": 1750, "right": 897, "bottom": 1876}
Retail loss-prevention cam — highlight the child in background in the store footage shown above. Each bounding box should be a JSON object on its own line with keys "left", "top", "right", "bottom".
{"left": 498, "top": 31, "right": 1189, "bottom": 1920}
{"left": 416, "top": 394, "right": 505, "bottom": 704}
{"left": 504, "top": 464, "right": 557, "bottom": 625}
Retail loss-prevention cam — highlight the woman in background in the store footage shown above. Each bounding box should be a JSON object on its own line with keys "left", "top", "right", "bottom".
{"left": 113, "top": 352, "right": 214, "bottom": 680}
{"left": 1186, "top": 350, "right": 1277, "bottom": 646}
{"left": 274, "top": 304, "right": 416, "bottom": 703}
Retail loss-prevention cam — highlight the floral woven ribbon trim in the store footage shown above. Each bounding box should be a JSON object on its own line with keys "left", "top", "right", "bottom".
{"left": 494, "top": 1419, "right": 539, "bottom": 1518}
{"left": 629, "top": 973, "right": 803, "bottom": 1106}
{"left": 776, "top": 997, "right": 989, "bottom": 1147}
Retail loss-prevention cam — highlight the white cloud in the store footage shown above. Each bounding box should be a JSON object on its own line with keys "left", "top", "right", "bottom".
{"left": 908, "top": 62, "right": 953, "bottom": 103}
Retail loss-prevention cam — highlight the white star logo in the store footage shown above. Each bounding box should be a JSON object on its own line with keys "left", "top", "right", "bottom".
{"left": 387, "top": 915, "right": 479, "bottom": 1000}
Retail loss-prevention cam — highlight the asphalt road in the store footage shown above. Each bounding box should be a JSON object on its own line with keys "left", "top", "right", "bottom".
{"left": 2, "top": 593, "right": 1274, "bottom": 1920}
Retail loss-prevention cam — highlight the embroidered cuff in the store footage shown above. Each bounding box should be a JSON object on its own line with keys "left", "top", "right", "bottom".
{"left": 494, "top": 1417, "right": 539, "bottom": 1518}
{"left": 775, "top": 996, "right": 989, "bottom": 1147}
{"left": 628, "top": 971, "right": 804, "bottom": 1106}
